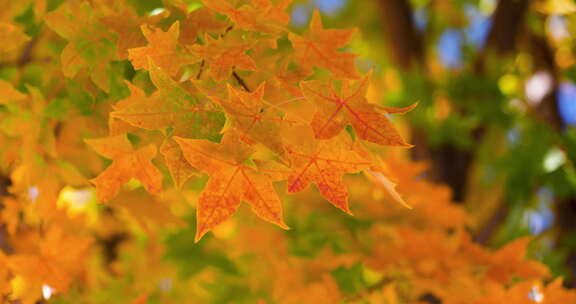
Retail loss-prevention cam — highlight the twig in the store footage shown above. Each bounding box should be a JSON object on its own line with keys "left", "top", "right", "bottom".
{"left": 233, "top": 70, "right": 251, "bottom": 92}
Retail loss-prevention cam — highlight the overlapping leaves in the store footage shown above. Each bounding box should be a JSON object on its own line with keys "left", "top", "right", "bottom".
{"left": 79, "top": 0, "right": 416, "bottom": 241}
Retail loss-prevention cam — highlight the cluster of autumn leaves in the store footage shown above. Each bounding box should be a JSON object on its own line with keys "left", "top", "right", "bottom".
{"left": 0, "top": 0, "right": 575, "bottom": 303}
{"left": 83, "top": 0, "right": 416, "bottom": 241}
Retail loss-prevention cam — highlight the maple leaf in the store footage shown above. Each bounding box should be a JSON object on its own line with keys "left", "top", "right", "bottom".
{"left": 174, "top": 132, "right": 288, "bottom": 242}
{"left": 285, "top": 126, "right": 370, "bottom": 213}
{"left": 108, "top": 81, "right": 143, "bottom": 135}
{"left": 128, "top": 21, "right": 197, "bottom": 76}
{"left": 202, "top": 0, "right": 292, "bottom": 34}
{"left": 288, "top": 10, "right": 359, "bottom": 79}
{"left": 85, "top": 134, "right": 162, "bottom": 202}
{"left": 179, "top": 7, "right": 229, "bottom": 44}
{"left": 484, "top": 237, "right": 549, "bottom": 283}
{"left": 100, "top": 10, "right": 147, "bottom": 59}
{"left": 111, "top": 59, "right": 224, "bottom": 138}
{"left": 301, "top": 72, "right": 415, "bottom": 146}
{"left": 7, "top": 227, "right": 92, "bottom": 293}
{"left": 210, "top": 83, "right": 290, "bottom": 155}
{"left": 110, "top": 59, "right": 223, "bottom": 188}
{"left": 189, "top": 32, "right": 257, "bottom": 81}
{"left": 44, "top": 2, "right": 117, "bottom": 91}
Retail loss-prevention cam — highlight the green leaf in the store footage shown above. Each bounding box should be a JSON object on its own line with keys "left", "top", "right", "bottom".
{"left": 331, "top": 262, "right": 368, "bottom": 295}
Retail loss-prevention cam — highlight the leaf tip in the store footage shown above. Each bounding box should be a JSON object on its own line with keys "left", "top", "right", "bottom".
{"left": 194, "top": 229, "right": 208, "bottom": 243}
{"left": 278, "top": 221, "right": 290, "bottom": 230}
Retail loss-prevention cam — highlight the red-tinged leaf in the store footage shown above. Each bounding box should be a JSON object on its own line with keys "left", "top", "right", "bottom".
{"left": 288, "top": 10, "right": 359, "bottom": 79}
{"left": 285, "top": 126, "right": 370, "bottom": 213}
{"left": 301, "top": 72, "right": 414, "bottom": 146}
{"left": 210, "top": 83, "right": 291, "bottom": 155}
{"left": 174, "top": 132, "right": 288, "bottom": 242}
{"left": 86, "top": 135, "right": 162, "bottom": 201}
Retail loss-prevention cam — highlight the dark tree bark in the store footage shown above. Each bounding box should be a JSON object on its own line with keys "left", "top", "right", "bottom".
{"left": 484, "top": 0, "right": 531, "bottom": 55}
{"left": 376, "top": 0, "right": 424, "bottom": 70}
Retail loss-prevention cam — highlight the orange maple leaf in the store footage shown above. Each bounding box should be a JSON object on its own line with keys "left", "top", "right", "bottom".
{"left": 100, "top": 10, "right": 147, "bottom": 59}
{"left": 301, "top": 72, "right": 415, "bottom": 146}
{"left": 128, "top": 21, "right": 197, "bottom": 76}
{"left": 85, "top": 134, "right": 162, "bottom": 202}
{"left": 484, "top": 237, "right": 549, "bottom": 283}
{"left": 174, "top": 132, "right": 289, "bottom": 242}
{"left": 210, "top": 83, "right": 294, "bottom": 155}
{"left": 202, "top": 0, "right": 292, "bottom": 34}
{"left": 8, "top": 227, "right": 92, "bottom": 293}
{"left": 180, "top": 7, "right": 229, "bottom": 44}
{"left": 189, "top": 33, "right": 257, "bottom": 81}
{"left": 288, "top": 10, "right": 359, "bottom": 79}
{"left": 111, "top": 60, "right": 224, "bottom": 138}
{"left": 110, "top": 61, "right": 223, "bottom": 188}
{"left": 285, "top": 127, "right": 369, "bottom": 213}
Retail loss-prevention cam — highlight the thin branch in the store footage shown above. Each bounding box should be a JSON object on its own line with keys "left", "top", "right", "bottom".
{"left": 233, "top": 70, "right": 251, "bottom": 92}
{"left": 376, "top": 0, "right": 424, "bottom": 71}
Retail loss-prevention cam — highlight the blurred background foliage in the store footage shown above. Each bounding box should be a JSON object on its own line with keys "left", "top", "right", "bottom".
{"left": 290, "top": 0, "right": 576, "bottom": 285}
